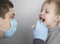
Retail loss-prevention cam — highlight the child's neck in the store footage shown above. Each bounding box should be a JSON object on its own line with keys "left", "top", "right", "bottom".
{"left": 48, "top": 22, "right": 59, "bottom": 29}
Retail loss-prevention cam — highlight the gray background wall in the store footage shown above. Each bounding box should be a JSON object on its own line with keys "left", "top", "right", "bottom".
{"left": 0, "top": 0, "right": 44, "bottom": 44}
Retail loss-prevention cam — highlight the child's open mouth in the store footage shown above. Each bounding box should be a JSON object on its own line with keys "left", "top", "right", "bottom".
{"left": 39, "top": 16, "right": 45, "bottom": 22}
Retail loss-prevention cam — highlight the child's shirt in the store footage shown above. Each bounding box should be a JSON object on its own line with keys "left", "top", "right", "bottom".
{"left": 46, "top": 26, "right": 60, "bottom": 44}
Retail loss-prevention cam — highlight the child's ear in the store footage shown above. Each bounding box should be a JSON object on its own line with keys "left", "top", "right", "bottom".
{"left": 55, "top": 15, "right": 60, "bottom": 22}
{"left": 58, "top": 15, "right": 60, "bottom": 21}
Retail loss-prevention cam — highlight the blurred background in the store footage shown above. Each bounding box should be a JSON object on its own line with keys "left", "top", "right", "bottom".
{"left": 0, "top": 0, "right": 44, "bottom": 44}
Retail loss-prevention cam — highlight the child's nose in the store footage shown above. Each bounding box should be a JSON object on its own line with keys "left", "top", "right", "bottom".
{"left": 39, "top": 12, "right": 45, "bottom": 18}
{"left": 40, "top": 11, "right": 45, "bottom": 15}
{"left": 40, "top": 11, "right": 46, "bottom": 17}
{"left": 39, "top": 13, "right": 44, "bottom": 17}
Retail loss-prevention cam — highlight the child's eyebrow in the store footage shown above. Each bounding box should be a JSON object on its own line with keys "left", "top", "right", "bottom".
{"left": 41, "top": 8, "right": 48, "bottom": 11}
{"left": 44, "top": 8, "right": 49, "bottom": 11}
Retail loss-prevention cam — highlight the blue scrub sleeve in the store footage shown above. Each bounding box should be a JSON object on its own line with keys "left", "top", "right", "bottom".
{"left": 33, "top": 21, "right": 48, "bottom": 41}
{"left": 4, "top": 18, "right": 17, "bottom": 38}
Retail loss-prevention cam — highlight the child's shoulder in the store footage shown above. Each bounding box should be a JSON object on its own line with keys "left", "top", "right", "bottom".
{"left": 52, "top": 26, "right": 60, "bottom": 36}
{"left": 49, "top": 26, "right": 60, "bottom": 37}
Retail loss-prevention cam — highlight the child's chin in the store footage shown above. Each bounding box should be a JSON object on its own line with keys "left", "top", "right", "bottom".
{"left": 43, "top": 21, "right": 47, "bottom": 25}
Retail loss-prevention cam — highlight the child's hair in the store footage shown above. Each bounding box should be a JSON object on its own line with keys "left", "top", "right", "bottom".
{"left": 44, "top": 0, "right": 60, "bottom": 26}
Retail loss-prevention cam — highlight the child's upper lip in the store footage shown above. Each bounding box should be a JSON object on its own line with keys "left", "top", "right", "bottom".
{"left": 39, "top": 15, "right": 45, "bottom": 22}
{"left": 39, "top": 15, "right": 45, "bottom": 20}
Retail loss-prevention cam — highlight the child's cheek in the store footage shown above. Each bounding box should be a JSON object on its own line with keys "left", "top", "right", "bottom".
{"left": 44, "top": 16, "right": 50, "bottom": 26}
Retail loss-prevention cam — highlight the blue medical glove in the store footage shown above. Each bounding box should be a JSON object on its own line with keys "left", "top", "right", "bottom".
{"left": 4, "top": 18, "right": 17, "bottom": 38}
{"left": 33, "top": 21, "right": 48, "bottom": 41}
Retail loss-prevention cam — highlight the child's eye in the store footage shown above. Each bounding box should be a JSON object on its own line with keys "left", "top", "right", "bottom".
{"left": 41, "top": 10, "right": 42, "bottom": 12}
{"left": 41, "top": 9, "right": 43, "bottom": 12}
{"left": 45, "top": 11, "right": 49, "bottom": 13}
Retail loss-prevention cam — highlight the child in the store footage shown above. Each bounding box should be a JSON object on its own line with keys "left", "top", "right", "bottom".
{"left": 33, "top": 0, "right": 60, "bottom": 44}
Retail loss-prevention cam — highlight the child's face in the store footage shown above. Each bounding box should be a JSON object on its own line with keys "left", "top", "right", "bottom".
{"left": 39, "top": 2, "right": 58, "bottom": 28}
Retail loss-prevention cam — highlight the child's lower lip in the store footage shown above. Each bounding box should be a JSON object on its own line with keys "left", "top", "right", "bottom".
{"left": 42, "top": 19, "right": 45, "bottom": 22}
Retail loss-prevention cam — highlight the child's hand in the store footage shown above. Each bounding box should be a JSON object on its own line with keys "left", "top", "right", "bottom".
{"left": 33, "top": 21, "right": 48, "bottom": 41}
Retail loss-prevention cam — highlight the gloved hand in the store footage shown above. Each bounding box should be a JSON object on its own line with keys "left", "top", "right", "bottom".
{"left": 4, "top": 18, "right": 17, "bottom": 38}
{"left": 33, "top": 21, "right": 48, "bottom": 41}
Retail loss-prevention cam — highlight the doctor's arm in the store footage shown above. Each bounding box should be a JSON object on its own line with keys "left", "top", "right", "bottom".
{"left": 33, "top": 21, "right": 48, "bottom": 44}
